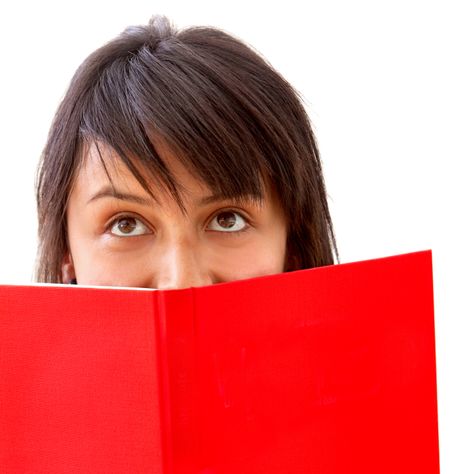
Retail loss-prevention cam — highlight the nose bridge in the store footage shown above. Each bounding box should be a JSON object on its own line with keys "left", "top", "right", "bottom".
{"left": 155, "top": 235, "right": 210, "bottom": 290}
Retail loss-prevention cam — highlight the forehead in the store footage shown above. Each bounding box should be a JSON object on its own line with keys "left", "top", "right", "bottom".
{"left": 76, "top": 141, "right": 209, "bottom": 198}
{"left": 72, "top": 141, "right": 274, "bottom": 209}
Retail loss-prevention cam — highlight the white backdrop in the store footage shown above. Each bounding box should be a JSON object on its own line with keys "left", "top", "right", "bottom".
{"left": 0, "top": 0, "right": 448, "bottom": 468}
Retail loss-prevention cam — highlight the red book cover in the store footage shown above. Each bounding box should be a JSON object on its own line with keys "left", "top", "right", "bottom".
{"left": 0, "top": 250, "right": 439, "bottom": 473}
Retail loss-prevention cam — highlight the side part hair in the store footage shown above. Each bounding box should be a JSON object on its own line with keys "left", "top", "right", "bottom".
{"left": 36, "top": 15, "right": 338, "bottom": 282}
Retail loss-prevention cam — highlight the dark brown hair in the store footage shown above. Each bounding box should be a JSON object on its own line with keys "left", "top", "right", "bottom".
{"left": 36, "top": 15, "right": 338, "bottom": 283}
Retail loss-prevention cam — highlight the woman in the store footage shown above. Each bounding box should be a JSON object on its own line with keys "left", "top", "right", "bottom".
{"left": 36, "top": 15, "right": 338, "bottom": 288}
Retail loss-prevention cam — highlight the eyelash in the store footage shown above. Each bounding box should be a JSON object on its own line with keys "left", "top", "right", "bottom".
{"left": 206, "top": 208, "right": 251, "bottom": 235}
{"left": 105, "top": 212, "right": 152, "bottom": 237}
{"left": 105, "top": 209, "right": 252, "bottom": 237}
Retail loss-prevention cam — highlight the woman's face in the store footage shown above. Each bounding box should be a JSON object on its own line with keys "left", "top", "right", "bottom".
{"left": 63, "top": 142, "right": 288, "bottom": 289}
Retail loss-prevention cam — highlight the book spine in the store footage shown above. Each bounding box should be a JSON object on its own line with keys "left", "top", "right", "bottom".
{"left": 154, "top": 290, "right": 174, "bottom": 474}
{"left": 154, "top": 288, "right": 197, "bottom": 474}
{"left": 174, "top": 288, "right": 198, "bottom": 474}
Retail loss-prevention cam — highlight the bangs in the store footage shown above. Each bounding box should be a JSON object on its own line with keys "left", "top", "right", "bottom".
{"left": 76, "top": 35, "right": 278, "bottom": 211}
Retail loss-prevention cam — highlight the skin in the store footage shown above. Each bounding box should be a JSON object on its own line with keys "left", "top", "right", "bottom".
{"left": 62, "top": 142, "right": 288, "bottom": 289}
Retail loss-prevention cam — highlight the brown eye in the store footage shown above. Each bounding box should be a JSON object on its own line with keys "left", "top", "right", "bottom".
{"left": 207, "top": 211, "right": 247, "bottom": 232}
{"left": 110, "top": 216, "right": 149, "bottom": 237}
{"left": 217, "top": 211, "right": 236, "bottom": 228}
{"left": 118, "top": 217, "right": 136, "bottom": 233}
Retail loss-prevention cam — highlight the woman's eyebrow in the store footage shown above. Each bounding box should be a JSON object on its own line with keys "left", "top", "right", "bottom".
{"left": 198, "top": 195, "right": 265, "bottom": 210}
{"left": 87, "top": 186, "right": 262, "bottom": 207}
{"left": 87, "top": 187, "right": 154, "bottom": 206}
{"left": 197, "top": 193, "right": 263, "bottom": 206}
{"left": 197, "top": 194, "right": 231, "bottom": 206}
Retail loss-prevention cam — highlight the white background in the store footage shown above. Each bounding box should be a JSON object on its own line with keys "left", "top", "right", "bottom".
{"left": 0, "top": 0, "right": 448, "bottom": 468}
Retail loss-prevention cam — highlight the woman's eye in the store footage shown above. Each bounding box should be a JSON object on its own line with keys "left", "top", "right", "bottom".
{"left": 110, "top": 216, "right": 150, "bottom": 237}
{"left": 207, "top": 211, "right": 248, "bottom": 232}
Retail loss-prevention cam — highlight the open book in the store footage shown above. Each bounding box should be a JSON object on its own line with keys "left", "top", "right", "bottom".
{"left": 0, "top": 250, "right": 439, "bottom": 473}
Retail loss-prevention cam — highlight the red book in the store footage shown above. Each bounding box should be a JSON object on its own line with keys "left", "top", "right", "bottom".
{"left": 0, "top": 250, "right": 439, "bottom": 473}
